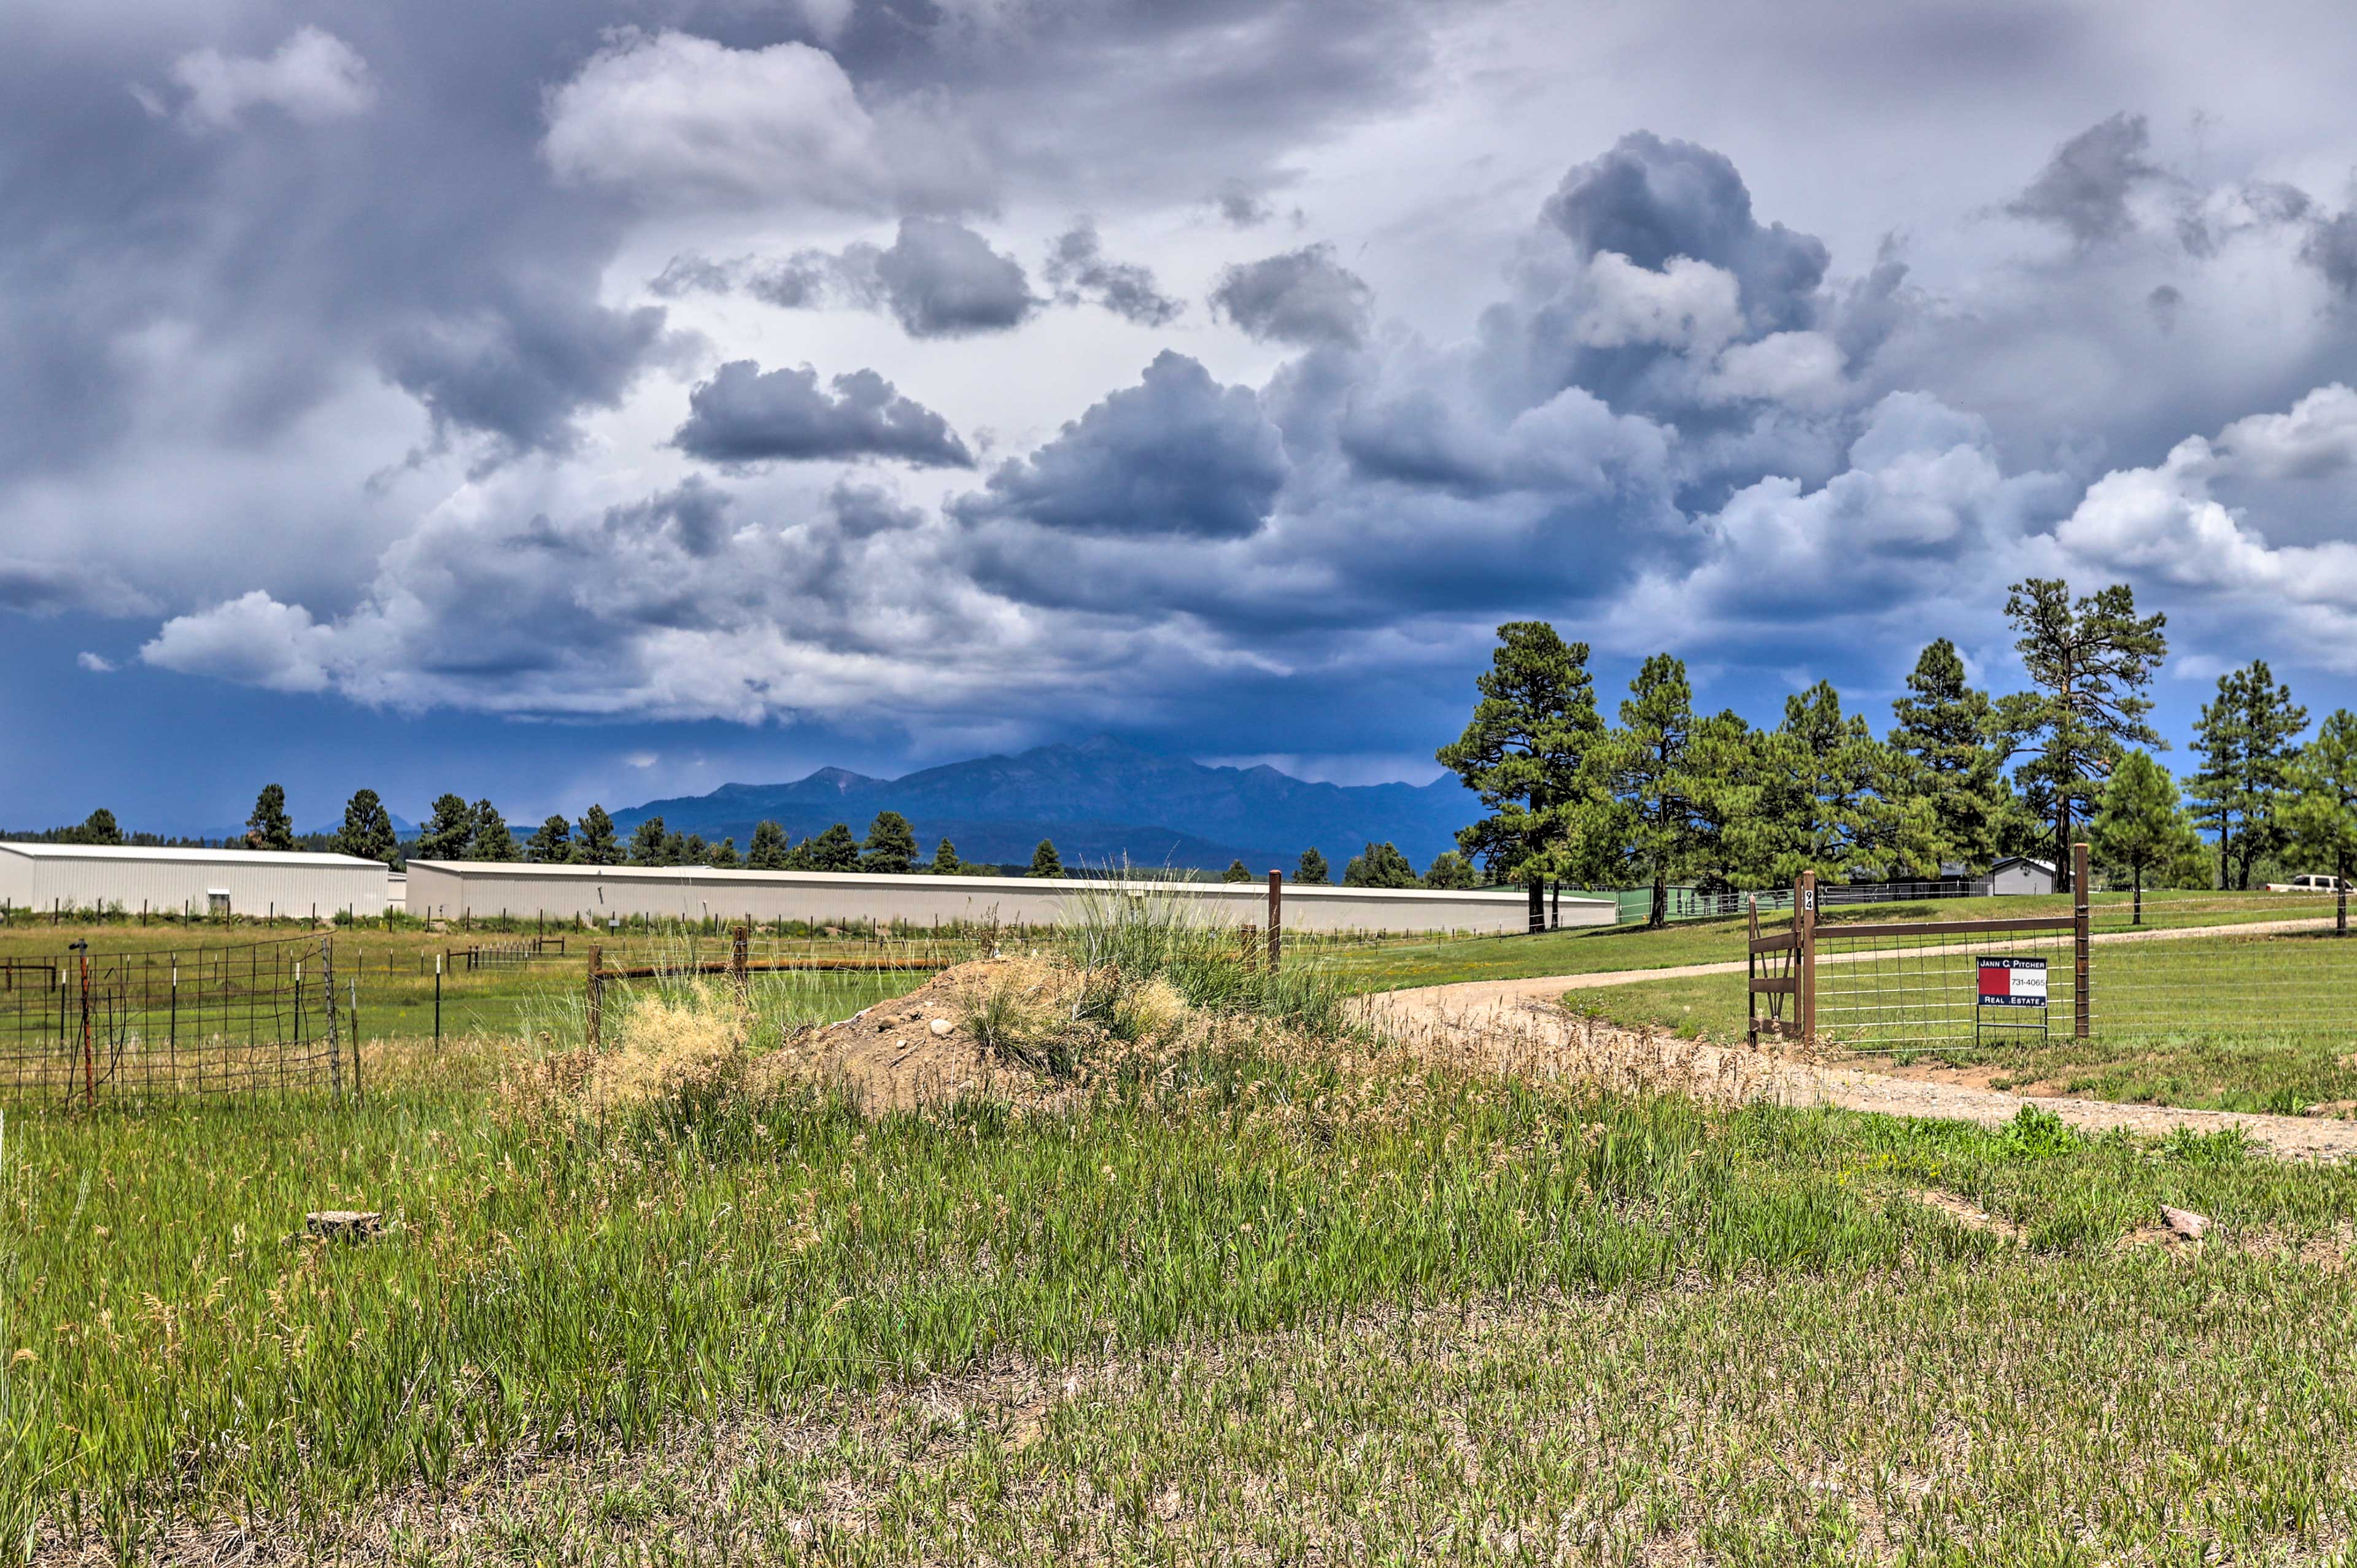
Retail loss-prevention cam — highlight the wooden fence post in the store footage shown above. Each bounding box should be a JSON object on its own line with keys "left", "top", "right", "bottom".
{"left": 1796, "top": 869, "right": 1817, "bottom": 1041}
{"left": 1266, "top": 870, "right": 1282, "bottom": 976}
{"left": 586, "top": 945, "right": 604, "bottom": 1049}
{"left": 731, "top": 923, "right": 750, "bottom": 1003}
{"left": 2073, "top": 841, "right": 2091, "bottom": 1040}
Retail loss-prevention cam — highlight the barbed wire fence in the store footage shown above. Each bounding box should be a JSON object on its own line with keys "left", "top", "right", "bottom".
{"left": 0, "top": 933, "right": 351, "bottom": 1109}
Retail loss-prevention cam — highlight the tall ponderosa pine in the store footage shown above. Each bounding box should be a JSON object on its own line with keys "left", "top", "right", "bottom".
{"left": 414, "top": 794, "right": 475, "bottom": 860}
{"left": 627, "top": 816, "right": 670, "bottom": 867}
{"left": 524, "top": 814, "right": 572, "bottom": 863}
{"left": 1999, "top": 578, "right": 2167, "bottom": 890}
{"left": 678, "top": 833, "right": 707, "bottom": 866}
{"left": 333, "top": 790, "right": 400, "bottom": 864}
{"left": 1295, "top": 848, "right": 1330, "bottom": 885}
{"left": 1753, "top": 683, "right": 1935, "bottom": 882}
{"left": 74, "top": 808, "right": 125, "bottom": 847}
{"left": 1220, "top": 859, "right": 1253, "bottom": 883}
{"left": 1343, "top": 841, "right": 1419, "bottom": 888}
{"left": 1683, "top": 711, "right": 1763, "bottom": 890}
{"left": 1436, "top": 622, "right": 1609, "bottom": 924}
{"left": 466, "top": 800, "right": 517, "bottom": 862}
{"left": 2089, "top": 751, "right": 2196, "bottom": 925}
{"left": 1028, "top": 838, "right": 1065, "bottom": 879}
{"left": 929, "top": 837, "right": 961, "bottom": 875}
{"left": 1887, "top": 639, "right": 2008, "bottom": 871}
{"left": 708, "top": 837, "right": 740, "bottom": 868}
{"left": 806, "top": 823, "right": 861, "bottom": 872}
{"left": 1608, "top": 654, "right": 1699, "bottom": 927}
{"left": 246, "top": 784, "right": 295, "bottom": 852}
{"left": 747, "top": 820, "right": 791, "bottom": 870}
{"left": 2188, "top": 660, "right": 2308, "bottom": 889}
{"left": 1423, "top": 851, "right": 1477, "bottom": 889}
{"left": 861, "top": 811, "right": 919, "bottom": 874}
{"left": 574, "top": 805, "right": 621, "bottom": 866}
{"left": 2285, "top": 710, "right": 2357, "bottom": 936}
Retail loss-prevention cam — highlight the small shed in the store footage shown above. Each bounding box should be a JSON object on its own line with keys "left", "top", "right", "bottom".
{"left": 1988, "top": 855, "right": 2056, "bottom": 897}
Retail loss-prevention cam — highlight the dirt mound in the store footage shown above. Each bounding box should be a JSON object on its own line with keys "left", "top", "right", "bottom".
{"left": 762, "top": 956, "right": 1178, "bottom": 1112}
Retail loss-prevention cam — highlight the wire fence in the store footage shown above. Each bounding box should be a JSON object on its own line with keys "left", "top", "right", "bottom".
{"left": 1759, "top": 855, "right": 2357, "bottom": 1056}
{"left": 0, "top": 934, "right": 351, "bottom": 1108}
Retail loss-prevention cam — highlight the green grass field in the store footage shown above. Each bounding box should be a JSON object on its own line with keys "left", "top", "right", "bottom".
{"left": 7, "top": 1021, "right": 2357, "bottom": 1561}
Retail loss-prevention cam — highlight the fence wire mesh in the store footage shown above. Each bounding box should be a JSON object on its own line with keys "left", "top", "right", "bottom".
{"left": 0, "top": 934, "right": 348, "bottom": 1108}
{"left": 1803, "top": 892, "right": 2357, "bottom": 1056}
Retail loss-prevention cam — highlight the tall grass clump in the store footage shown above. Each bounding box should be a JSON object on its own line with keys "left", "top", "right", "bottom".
{"left": 1058, "top": 865, "right": 1352, "bottom": 1038}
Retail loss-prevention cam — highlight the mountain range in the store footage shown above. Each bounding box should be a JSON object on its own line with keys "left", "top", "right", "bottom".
{"left": 608, "top": 738, "right": 1476, "bottom": 871}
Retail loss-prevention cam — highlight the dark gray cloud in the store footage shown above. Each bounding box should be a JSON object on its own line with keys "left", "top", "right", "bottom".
{"left": 872, "top": 218, "right": 1037, "bottom": 337}
{"left": 2003, "top": 112, "right": 2161, "bottom": 245}
{"left": 958, "top": 350, "right": 1285, "bottom": 538}
{"left": 602, "top": 478, "right": 733, "bottom": 558}
{"left": 382, "top": 290, "right": 681, "bottom": 463}
{"left": 673, "top": 361, "right": 975, "bottom": 468}
{"left": 1210, "top": 245, "right": 1372, "bottom": 347}
{"left": 2302, "top": 209, "right": 2357, "bottom": 298}
{"left": 1542, "top": 131, "right": 1829, "bottom": 335}
{"left": 1044, "top": 220, "right": 1183, "bottom": 326}
{"left": 1214, "top": 183, "right": 1274, "bottom": 227}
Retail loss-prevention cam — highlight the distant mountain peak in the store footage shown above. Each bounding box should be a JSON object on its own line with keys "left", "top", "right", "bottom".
{"left": 800, "top": 765, "right": 881, "bottom": 792}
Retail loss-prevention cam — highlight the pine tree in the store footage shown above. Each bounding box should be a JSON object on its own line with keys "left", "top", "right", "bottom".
{"left": 524, "top": 814, "right": 573, "bottom": 863}
{"left": 930, "top": 837, "right": 961, "bottom": 875}
{"left": 2189, "top": 660, "right": 2309, "bottom": 890}
{"left": 1220, "top": 859, "right": 1253, "bottom": 883}
{"left": 1028, "top": 838, "right": 1065, "bottom": 879}
{"left": 466, "top": 800, "right": 517, "bottom": 861}
{"left": 1751, "top": 683, "right": 1938, "bottom": 884}
{"left": 246, "top": 784, "right": 295, "bottom": 852}
{"left": 330, "top": 790, "right": 398, "bottom": 863}
{"left": 673, "top": 832, "right": 702, "bottom": 867}
{"left": 574, "top": 805, "right": 621, "bottom": 866}
{"left": 1887, "top": 638, "right": 2008, "bottom": 871}
{"left": 1436, "top": 622, "right": 1612, "bottom": 922}
{"left": 1343, "top": 841, "right": 1420, "bottom": 887}
{"left": 627, "top": 816, "right": 670, "bottom": 866}
{"left": 748, "top": 821, "right": 791, "bottom": 870}
{"left": 2285, "top": 710, "right": 2357, "bottom": 935}
{"left": 1608, "top": 653, "right": 1699, "bottom": 927}
{"left": 708, "top": 837, "right": 740, "bottom": 869}
{"left": 72, "top": 808, "right": 125, "bottom": 846}
{"left": 2090, "top": 751, "right": 2196, "bottom": 925}
{"left": 806, "top": 822, "right": 861, "bottom": 871}
{"left": 414, "top": 794, "right": 475, "bottom": 860}
{"left": 1423, "top": 851, "right": 1477, "bottom": 889}
{"left": 1296, "top": 848, "right": 1330, "bottom": 885}
{"left": 783, "top": 838, "right": 816, "bottom": 871}
{"left": 1998, "top": 578, "right": 2168, "bottom": 890}
{"left": 1684, "top": 711, "right": 1762, "bottom": 890}
{"left": 862, "top": 811, "right": 919, "bottom": 873}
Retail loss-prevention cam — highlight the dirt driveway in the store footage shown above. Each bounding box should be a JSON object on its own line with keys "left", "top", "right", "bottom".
{"left": 1366, "top": 948, "right": 2357, "bottom": 1163}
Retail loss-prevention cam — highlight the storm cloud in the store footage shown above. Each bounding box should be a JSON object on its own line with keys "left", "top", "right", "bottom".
{"left": 673, "top": 361, "right": 975, "bottom": 467}
{"left": 1210, "top": 246, "right": 1372, "bottom": 347}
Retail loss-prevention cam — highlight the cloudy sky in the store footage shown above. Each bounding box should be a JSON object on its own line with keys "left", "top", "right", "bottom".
{"left": 7, "top": 0, "right": 2357, "bottom": 832}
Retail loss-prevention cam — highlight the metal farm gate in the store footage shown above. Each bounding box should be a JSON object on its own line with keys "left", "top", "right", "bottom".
{"left": 1749, "top": 843, "right": 2357, "bottom": 1054}
{"left": 0, "top": 934, "right": 353, "bottom": 1108}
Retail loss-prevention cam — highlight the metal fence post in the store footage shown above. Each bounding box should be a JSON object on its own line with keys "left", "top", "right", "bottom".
{"left": 1796, "top": 869, "right": 1817, "bottom": 1041}
{"left": 1266, "top": 870, "right": 1282, "bottom": 976}
{"left": 79, "top": 951, "right": 93, "bottom": 1108}
{"left": 433, "top": 952, "right": 443, "bottom": 1050}
{"left": 2073, "top": 841, "right": 2091, "bottom": 1040}
{"left": 322, "top": 937, "right": 344, "bottom": 1102}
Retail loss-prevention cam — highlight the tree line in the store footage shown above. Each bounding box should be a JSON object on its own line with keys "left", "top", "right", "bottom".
{"left": 1435, "top": 577, "right": 2357, "bottom": 925}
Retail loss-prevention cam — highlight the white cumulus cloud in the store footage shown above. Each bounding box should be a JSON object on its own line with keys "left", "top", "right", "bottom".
{"left": 170, "top": 28, "right": 375, "bottom": 131}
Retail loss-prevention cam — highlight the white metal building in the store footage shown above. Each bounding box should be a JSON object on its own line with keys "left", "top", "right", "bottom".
{"left": 0, "top": 843, "right": 393, "bottom": 920}
{"left": 403, "top": 860, "right": 1614, "bottom": 935}
{"left": 1988, "top": 856, "right": 2057, "bottom": 897}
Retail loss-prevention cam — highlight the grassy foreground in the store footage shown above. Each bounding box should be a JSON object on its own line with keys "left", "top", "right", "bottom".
{"left": 9, "top": 1009, "right": 2357, "bottom": 1559}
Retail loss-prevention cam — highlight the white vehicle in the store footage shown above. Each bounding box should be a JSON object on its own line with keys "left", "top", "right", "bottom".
{"left": 2264, "top": 873, "right": 2350, "bottom": 893}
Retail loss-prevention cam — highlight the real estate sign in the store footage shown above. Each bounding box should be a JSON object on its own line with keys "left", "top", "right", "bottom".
{"left": 1976, "top": 956, "right": 2048, "bottom": 1009}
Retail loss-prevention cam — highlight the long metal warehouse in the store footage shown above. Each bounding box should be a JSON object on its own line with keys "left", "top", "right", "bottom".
{"left": 0, "top": 843, "right": 393, "bottom": 920}
{"left": 403, "top": 860, "right": 1614, "bottom": 935}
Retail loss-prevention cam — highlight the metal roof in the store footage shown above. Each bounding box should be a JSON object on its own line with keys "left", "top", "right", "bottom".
{"left": 0, "top": 842, "right": 384, "bottom": 869}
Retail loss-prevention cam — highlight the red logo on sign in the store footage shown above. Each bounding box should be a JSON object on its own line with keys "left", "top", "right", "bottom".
{"left": 1978, "top": 967, "right": 2010, "bottom": 998}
